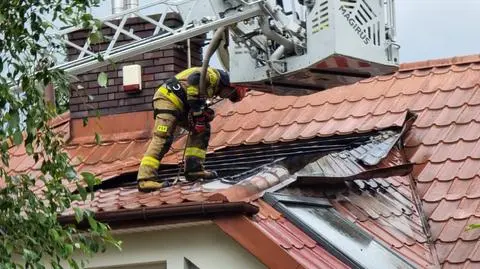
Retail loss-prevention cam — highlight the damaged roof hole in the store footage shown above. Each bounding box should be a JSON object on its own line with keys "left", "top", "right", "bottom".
{"left": 90, "top": 129, "right": 400, "bottom": 191}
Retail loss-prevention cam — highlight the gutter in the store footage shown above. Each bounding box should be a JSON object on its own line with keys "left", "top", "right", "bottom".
{"left": 58, "top": 201, "right": 259, "bottom": 227}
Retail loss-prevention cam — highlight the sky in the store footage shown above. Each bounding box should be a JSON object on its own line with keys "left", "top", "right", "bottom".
{"left": 89, "top": 0, "right": 480, "bottom": 65}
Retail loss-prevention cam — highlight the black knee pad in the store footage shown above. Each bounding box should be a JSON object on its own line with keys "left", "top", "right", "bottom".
{"left": 158, "top": 135, "right": 174, "bottom": 157}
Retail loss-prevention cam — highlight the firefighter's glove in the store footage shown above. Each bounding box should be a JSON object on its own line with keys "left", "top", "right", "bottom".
{"left": 203, "top": 108, "right": 215, "bottom": 122}
{"left": 188, "top": 113, "right": 208, "bottom": 133}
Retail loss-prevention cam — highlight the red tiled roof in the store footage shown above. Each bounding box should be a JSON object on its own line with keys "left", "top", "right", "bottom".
{"left": 4, "top": 111, "right": 70, "bottom": 176}
{"left": 62, "top": 184, "right": 219, "bottom": 215}
{"left": 211, "top": 54, "right": 480, "bottom": 268}
{"left": 214, "top": 54, "right": 479, "bottom": 268}
{"left": 252, "top": 200, "right": 350, "bottom": 269}
{"left": 208, "top": 92, "right": 409, "bottom": 147}
{"left": 7, "top": 53, "right": 480, "bottom": 268}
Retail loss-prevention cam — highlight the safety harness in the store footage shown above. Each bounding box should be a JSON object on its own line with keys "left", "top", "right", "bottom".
{"left": 153, "top": 77, "right": 189, "bottom": 119}
{"left": 165, "top": 77, "right": 189, "bottom": 110}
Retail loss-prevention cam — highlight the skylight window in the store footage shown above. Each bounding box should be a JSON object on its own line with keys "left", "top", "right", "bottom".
{"left": 264, "top": 193, "right": 416, "bottom": 269}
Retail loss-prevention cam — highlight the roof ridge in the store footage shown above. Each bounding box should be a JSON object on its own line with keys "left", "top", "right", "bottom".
{"left": 400, "top": 54, "right": 480, "bottom": 71}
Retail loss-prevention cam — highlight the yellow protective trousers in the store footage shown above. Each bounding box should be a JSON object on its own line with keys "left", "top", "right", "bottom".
{"left": 137, "top": 88, "right": 211, "bottom": 182}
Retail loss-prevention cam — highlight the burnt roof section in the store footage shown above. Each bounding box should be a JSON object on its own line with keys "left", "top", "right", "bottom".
{"left": 277, "top": 139, "right": 435, "bottom": 268}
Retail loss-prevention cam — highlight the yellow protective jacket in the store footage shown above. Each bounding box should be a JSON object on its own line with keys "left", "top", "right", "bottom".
{"left": 153, "top": 67, "right": 222, "bottom": 116}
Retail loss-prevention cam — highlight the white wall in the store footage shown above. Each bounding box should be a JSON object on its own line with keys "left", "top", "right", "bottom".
{"left": 82, "top": 222, "right": 267, "bottom": 269}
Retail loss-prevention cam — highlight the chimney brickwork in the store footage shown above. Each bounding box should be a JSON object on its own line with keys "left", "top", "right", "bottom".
{"left": 67, "top": 14, "right": 204, "bottom": 119}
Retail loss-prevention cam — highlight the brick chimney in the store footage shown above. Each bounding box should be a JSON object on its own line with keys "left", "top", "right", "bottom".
{"left": 67, "top": 14, "right": 204, "bottom": 119}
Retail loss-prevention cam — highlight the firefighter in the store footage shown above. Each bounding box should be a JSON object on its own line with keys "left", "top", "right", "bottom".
{"left": 137, "top": 67, "right": 246, "bottom": 192}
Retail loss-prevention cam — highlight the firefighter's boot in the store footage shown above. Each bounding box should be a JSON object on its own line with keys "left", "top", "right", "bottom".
{"left": 184, "top": 154, "right": 218, "bottom": 181}
{"left": 185, "top": 169, "right": 219, "bottom": 181}
{"left": 138, "top": 179, "right": 168, "bottom": 193}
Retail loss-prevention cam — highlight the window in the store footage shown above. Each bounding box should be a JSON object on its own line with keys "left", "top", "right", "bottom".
{"left": 264, "top": 193, "right": 416, "bottom": 269}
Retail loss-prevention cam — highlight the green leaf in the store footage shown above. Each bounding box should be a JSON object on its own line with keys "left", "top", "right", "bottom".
{"left": 74, "top": 207, "right": 84, "bottom": 223}
{"left": 0, "top": 13, "right": 4, "bottom": 24}
{"left": 81, "top": 172, "right": 96, "bottom": 189}
{"left": 65, "top": 167, "right": 76, "bottom": 180}
{"left": 97, "top": 72, "right": 108, "bottom": 88}
{"left": 466, "top": 223, "right": 480, "bottom": 231}
{"left": 94, "top": 19, "right": 103, "bottom": 29}
{"left": 87, "top": 215, "right": 98, "bottom": 231}
{"left": 49, "top": 229, "right": 60, "bottom": 241}
{"left": 89, "top": 31, "right": 104, "bottom": 44}
{"left": 76, "top": 183, "right": 88, "bottom": 201}
{"left": 64, "top": 244, "right": 74, "bottom": 256}
{"left": 81, "top": 13, "right": 94, "bottom": 22}
{"left": 12, "top": 131, "right": 23, "bottom": 145}
{"left": 82, "top": 117, "right": 89, "bottom": 127}
{"left": 5, "top": 242, "right": 13, "bottom": 255}
{"left": 9, "top": 112, "right": 20, "bottom": 128}
{"left": 41, "top": 21, "right": 52, "bottom": 29}
{"left": 25, "top": 143, "right": 34, "bottom": 155}
{"left": 94, "top": 132, "right": 102, "bottom": 145}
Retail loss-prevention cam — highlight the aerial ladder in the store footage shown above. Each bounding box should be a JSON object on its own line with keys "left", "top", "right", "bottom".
{"left": 56, "top": 0, "right": 399, "bottom": 95}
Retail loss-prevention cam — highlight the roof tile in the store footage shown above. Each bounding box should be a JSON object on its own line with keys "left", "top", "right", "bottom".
{"left": 469, "top": 86, "right": 480, "bottom": 105}
{"left": 429, "top": 90, "right": 454, "bottom": 110}
{"left": 243, "top": 127, "right": 275, "bottom": 145}
{"left": 277, "top": 218, "right": 317, "bottom": 248}
{"left": 446, "top": 87, "right": 476, "bottom": 108}
{"left": 446, "top": 240, "right": 478, "bottom": 263}
{"left": 423, "top": 180, "right": 452, "bottom": 202}
{"left": 289, "top": 247, "right": 338, "bottom": 269}
{"left": 253, "top": 203, "right": 350, "bottom": 269}
{"left": 256, "top": 218, "right": 304, "bottom": 249}
{"left": 413, "top": 109, "right": 444, "bottom": 128}
{"left": 413, "top": 162, "right": 441, "bottom": 182}
{"left": 406, "top": 144, "right": 435, "bottom": 164}
{"left": 465, "top": 177, "right": 480, "bottom": 199}
{"left": 429, "top": 219, "right": 447, "bottom": 241}
{"left": 429, "top": 141, "right": 480, "bottom": 163}
{"left": 280, "top": 123, "right": 309, "bottom": 141}
{"left": 468, "top": 241, "right": 480, "bottom": 262}
{"left": 457, "top": 158, "right": 480, "bottom": 179}
{"left": 430, "top": 200, "right": 461, "bottom": 221}
{"left": 422, "top": 202, "right": 440, "bottom": 219}
{"left": 436, "top": 241, "right": 457, "bottom": 263}
{"left": 460, "top": 216, "right": 480, "bottom": 241}
{"left": 456, "top": 105, "right": 480, "bottom": 123}
{"left": 436, "top": 161, "right": 465, "bottom": 181}
{"left": 452, "top": 198, "right": 480, "bottom": 220}
{"left": 447, "top": 178, "right": 477, "bottom": 201}
{"left": 434, "top": 106, "right": 467, "bottom": 126}
{"left": 359, "top": 219, "right": 404, "bottom": 248}
{"left": 437, "top": 219, "right": 470, "bottom": 242}
{"left": 393, "top": 244, "right": 435, "bottom": 269}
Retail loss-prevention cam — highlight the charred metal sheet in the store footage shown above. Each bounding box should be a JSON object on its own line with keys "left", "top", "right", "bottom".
{"left": 154, "top": 132, "right": 375, "bottom": 180}
{"left": 295, "top": 163, "right": 413, "bottom": 185}
{"left": 349, "top": 130, "right": 401, "bottom": 166}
